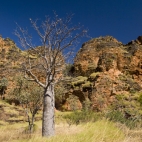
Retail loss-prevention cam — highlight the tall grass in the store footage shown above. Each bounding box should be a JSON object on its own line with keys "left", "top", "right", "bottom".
{"left": 105, "top": 110, "right": 142, "bottom": 129}
{"left": 4, "top": 119, "right": 124, "bottom": 142}
{"left": 1, "top": 105, "right": 142, "bottom": 142}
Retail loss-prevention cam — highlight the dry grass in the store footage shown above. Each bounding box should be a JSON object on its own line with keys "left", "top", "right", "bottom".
{"left": 123, "top": 129, "right": 142, "bottom": 142}
{"left": 0, "top": 100, "right": 142, "bottom": 142}
{"left": 0, "top": 119, "right": 125, "bottom": 142}
{"left": 1, "top": 118, "right": 142, "bottom": 142}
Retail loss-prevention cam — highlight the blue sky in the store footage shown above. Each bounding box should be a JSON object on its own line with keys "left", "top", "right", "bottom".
{"left": 0, "top": 0, "right": 142, "bottom": 50}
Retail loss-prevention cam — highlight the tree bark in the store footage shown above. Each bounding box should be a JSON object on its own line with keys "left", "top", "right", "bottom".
{"left": 42, "top": 84, "right": 55, "bottom": 137}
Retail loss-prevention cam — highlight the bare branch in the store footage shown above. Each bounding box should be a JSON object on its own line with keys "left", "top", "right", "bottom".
{"left": 15, "top": 13, "right": 87, "bottom": 88}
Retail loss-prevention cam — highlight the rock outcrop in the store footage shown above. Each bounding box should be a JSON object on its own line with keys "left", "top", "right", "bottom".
{"left": 1, "top": 35, "right": 142, "bottom": 118}
{"left": 0, "top": 37, "right": 25, "bottom": 77}
{"left": 0, "top": 36, "right": 27, "bottom": 99}
{"left": 62, "top": 36, "right": 142, "bottom": 117}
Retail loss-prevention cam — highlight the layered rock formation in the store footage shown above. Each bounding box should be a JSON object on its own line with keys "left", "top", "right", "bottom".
{"left": 62, "top": 36, "right": 142, "bottom": 116}
{"left": 1, "top": 35, "right": 142, "bottom": 117}
{"left": 0, "top": 37, "right": 25, "bottom": 78}
{"left": 0, "top": 36, "right": 27, "bottom": 99}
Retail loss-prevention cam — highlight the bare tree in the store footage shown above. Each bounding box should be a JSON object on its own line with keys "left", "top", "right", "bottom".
{"left": 15, "top": 13, "right": 87, "bottom": 137}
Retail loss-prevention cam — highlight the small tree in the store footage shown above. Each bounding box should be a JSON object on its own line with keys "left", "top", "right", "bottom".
{"left": 0, "top": 77, "right": 8, "bottom": 100}
{"left": 15, "top": 13, "right": 87, "bottom": 137}
{"left": 9, "top": 76, "right": 43, "bottom": 133}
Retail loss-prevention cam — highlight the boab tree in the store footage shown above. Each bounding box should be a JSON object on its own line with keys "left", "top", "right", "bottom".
{"left": 15, "top": 13, "right": 87, "bottom": 137}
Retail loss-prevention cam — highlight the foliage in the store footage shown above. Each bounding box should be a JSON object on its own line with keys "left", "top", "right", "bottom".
{"left": 63, "top": 63, "right": 74, "bottom": 76}
{"left": 82, "top": 81, "right": 92, "bottom": 88}
{"left": 55, "top": 81, "right": 67, "bottom": 109}
{"left": 105, "top": 110, "right": 142, "bottom": 129}
{"left": 64, "top": 99, "right": 100, "bottom": 125}
{"left": 0, "top": 77, "right": 8, "bottom": 99}
{"left": 0, "top": 77, "right": 8, "bottom": 89}
{"left": 82, "top": 99, "right": 92, "bottom": 111}
{"left": 64, "top": 110, "right": 103, "bottom": 125}
{"left": 9, "top": 76, "right": 43, "bottom": 133}
{"left": 71, "top": 76, "right": 87, "bottom": 87}
{"left": 15, "top": 13, "right": 87, "bottom": 136}
{"left": 66, "top": 95, "right": 80, "bottom": 111}
{"left": 89, "top": 72, "right": 100, "bottom": 80}
{"left": 106, "top": 93, "right": 142, "bottom": 128}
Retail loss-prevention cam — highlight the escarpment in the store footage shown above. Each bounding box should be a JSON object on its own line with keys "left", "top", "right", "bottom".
{"left": 1, "top": 35, "right": 142, "bottom": 118}
{"left": 60, "top": 36, "right": 142, "bottom": 118}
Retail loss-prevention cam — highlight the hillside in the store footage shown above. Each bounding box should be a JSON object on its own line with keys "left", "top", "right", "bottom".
{"left": 59, "top": 36, "right": 142, "bottom": 120}
{"left": 0, "top": 36, "right": 28, "bottom": 100}
{"left": 0, "top": 37, "right": 24, "bottom": 76}
{"left": 0, "top": 35, "right": 142, "bottom": 115}
{"left": 1, "top": 35, "right": 142, "bottom": 141}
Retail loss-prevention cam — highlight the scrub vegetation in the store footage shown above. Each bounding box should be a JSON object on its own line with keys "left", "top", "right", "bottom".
{"left": 0, "top": 99, "right": 142, "bottom": 142}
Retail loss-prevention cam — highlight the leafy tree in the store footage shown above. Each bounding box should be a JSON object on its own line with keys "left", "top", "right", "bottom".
{"left": 15, "top": 13, "right": 87, "bottom": 137}
{"left": 9, "top": 76, "right": 43, "bottom": 133}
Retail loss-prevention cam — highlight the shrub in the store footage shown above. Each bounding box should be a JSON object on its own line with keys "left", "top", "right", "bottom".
{"left": 106, "top": 93, "right": 142, "bottom": 128}
{"left": 71, "top": 76, "right": 87, "bottom": 87}
{"left": 105, "top": 110, "right": 141, "bottom": 129}
{"left": 89, "top": 72, "right": 100, "bottom": 80}
{"left": 82, "top": 81, "right": 92, "bottom": 89}
{"left": 82, "top": 99, "right": 92, "bottom": 111}
{"left": 0, "top": 78, "right": 8, "bottom": 99}
{"left": 66, "top": 95, "right": 80, "bottom": 111}
{"left": 64, "top": 110, "right": 103, "bottom": 125}
{"left": 63, "top": 63, "right": 74, "bottom": 76}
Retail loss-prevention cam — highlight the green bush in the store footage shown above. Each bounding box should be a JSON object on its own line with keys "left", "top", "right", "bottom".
{"left": 105, "top": 110, "right": 141, "bottom": 129}
{"left": 106, "top": 93, "right": 142, "bottom": 129}
{"left": 64, "top": 110, "right": 103, "bottom": 125}
{"left": 66, "top": 95, "right": 80, "bottom": 111}
{"left": 63, "top": 63, "right": 74, "bottom": 76}
{"left": 82, "top": 99, "right": 92, "bottom": 111}
{"left": 71, "top": 76, "right": 87, "bottom": 87}
{"left": 82, "top": 81, "right": 92, "bottom": 88}
{"left": 89, "top": 72, "right": 100, "bottom": 79}
{"left": 0, "top": 78, "right": 8, "bottom": 89}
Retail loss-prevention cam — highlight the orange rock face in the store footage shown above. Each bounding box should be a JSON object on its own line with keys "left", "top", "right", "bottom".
{"left": 1, "top": 35, "right": 142, "bottom": 113}
{"left": 63, "top": 36, "right": 142, "bottom": 111}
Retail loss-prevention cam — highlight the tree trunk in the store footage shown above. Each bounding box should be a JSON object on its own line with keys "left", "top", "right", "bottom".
{"left": 29, "top": 114, "right": 35, "bottom": 133}
{"left": 42, "top": 84, "right": 55, "bottom": 137}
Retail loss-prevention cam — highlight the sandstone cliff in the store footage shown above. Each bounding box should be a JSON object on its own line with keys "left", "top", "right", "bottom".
{"left": 1, "top": 35, "right": 142, "bottom": 118}
{"left": 62, "top": 36, "right": 142, "bottom": 119}
{"left": 0, "top": 36, "right": 27, "bottom": 99}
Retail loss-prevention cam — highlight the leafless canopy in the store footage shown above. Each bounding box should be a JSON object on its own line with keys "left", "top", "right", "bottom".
{"left": 15, "top": 13, "right": 87, "bottom": 89}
